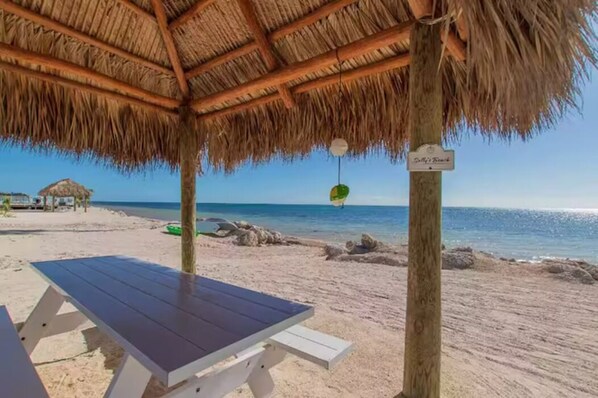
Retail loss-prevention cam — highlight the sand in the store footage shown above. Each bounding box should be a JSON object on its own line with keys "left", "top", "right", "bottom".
{"left": 0, "top": 207, "right": 597, "bottom": 397}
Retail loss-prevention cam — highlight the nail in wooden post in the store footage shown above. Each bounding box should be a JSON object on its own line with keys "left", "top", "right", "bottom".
{"left": 401, "top": 20, "right": 443, "bottom": 398}
{"left": 179, "top": 106, "right": 198, "bottom": 274}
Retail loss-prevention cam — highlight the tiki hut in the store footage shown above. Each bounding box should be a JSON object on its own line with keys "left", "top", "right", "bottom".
{"left": 0, "top": 0, "right": 595, "bottom": 396}
{"left": 39, "top": 178, "right": 92, "bottom": 212}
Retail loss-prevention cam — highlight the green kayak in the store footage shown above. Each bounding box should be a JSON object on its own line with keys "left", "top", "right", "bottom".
{"left": 166, "top": 225, "right": 200, "bottom": 236}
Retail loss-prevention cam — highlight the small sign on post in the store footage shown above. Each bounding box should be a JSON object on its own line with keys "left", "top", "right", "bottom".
{"left": 407, "top": 144, "right": 455, "bottom": 172}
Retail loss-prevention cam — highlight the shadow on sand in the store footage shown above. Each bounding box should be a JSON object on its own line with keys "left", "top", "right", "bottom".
{"left": 80, "top": 327, "right": 176, "bottom": 397}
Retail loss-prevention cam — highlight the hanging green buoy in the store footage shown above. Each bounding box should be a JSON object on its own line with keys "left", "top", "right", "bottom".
{"left": 330, "top": 184, "right": 350, "bottom": 207}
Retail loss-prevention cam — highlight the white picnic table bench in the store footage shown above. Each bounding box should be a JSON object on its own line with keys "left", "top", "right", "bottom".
{"left": 0, "top": 255, "right": 352, "bottom": 397}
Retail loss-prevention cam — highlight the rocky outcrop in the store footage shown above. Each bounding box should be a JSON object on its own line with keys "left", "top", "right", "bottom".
{"left": 361, "top": 234, "right": 378, "bottom": 250}
{"left": 237, "top": 230, "right": 258, "bottom": 246}
{"left": 268, "top": 231, "right": 285, "bottom": 244}
{"left": 542, "top": 259, "right": 596, "bottom": 285}
{"left": 345, "top": 240, "right": 369, "bottom": 255}
{"left": 232, "top": 222, "right": 287, "bottom": 246}
{"left": 250, "top": 226, "right": 269, "bottom": 245}
{"left": 442, "top": 249, "right": 475, "bottom": 270}
{"left": 324, "top": 244, "right": 346, "bottom": 260}
{"left": 571, "top": 268, "right": 595, "bottom": 285}
{"left": 235, "top": 221, "right": 251, "bottom": 229}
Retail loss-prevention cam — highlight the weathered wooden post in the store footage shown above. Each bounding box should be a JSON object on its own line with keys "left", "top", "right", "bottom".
{"left": 43, "top": 196, "right": 47, "bottom": 211}
{"left": 51, "top": 196, "right": 55, "bottom": 212}
{"left": 84, "top": 195, "right": 88, "bottom": 213}
{"left": 73, "top": 196, "right": 77, "bottom": 212}
{"left": 401, "top": 21, "right": 443, "bottom": 398}
{"left": 179, "top": 106, "right": 198, "bottom": 274}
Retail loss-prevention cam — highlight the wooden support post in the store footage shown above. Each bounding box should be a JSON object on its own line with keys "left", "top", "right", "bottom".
{"left": 401, "top": 21, "right": 443, "bottom": 398}
{"left": 84, "top": 195, "right": 88, "bottom": 213}
{"left": 51, "top": 196, "right": 55, "bottom": 212}
{"left": 73, "top": 196, "right": 77, "bottom": 212}
{"left": 179, "top": 107, "right": 198, "bottom": 274}
{"left": 43, "top": 196, "right": 47, "bottom": 211}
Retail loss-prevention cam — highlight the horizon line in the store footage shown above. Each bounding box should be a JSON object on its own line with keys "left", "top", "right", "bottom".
{"left": 93, "top": 200, "right": 598, "bottom": 212}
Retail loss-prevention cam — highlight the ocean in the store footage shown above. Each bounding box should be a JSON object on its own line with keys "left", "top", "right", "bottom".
{"left": 96, "top": 202, "right": 598, "bottom": 263}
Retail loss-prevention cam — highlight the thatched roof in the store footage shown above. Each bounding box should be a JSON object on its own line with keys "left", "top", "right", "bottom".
{"left": 39, "top": 178, "right": 91, "bottom": 197}
{"left": 0, "top": 0, "right": 595, "bottom": 171}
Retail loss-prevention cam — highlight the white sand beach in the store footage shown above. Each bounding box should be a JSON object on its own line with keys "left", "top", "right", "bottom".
{"left": 1, "top": 207, "right": 597, "bottom": 397}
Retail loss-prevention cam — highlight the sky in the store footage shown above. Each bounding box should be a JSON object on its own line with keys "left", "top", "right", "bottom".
{"left": 1, "top": 76, "right": 597, "bottom": 209}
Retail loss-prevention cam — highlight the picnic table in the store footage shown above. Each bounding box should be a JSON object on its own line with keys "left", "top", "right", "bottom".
{"left": 7, "top": 255, "right": 352, "bottom": 397}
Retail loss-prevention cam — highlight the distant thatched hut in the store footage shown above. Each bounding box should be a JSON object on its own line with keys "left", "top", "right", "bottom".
{"left": 39, "top": 179, "right": 92, "bottom": 212}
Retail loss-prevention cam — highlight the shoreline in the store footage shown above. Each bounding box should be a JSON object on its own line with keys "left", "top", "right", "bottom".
{"left": 0, "top": 207, "right": 597, "bottom": 397}
{"left": 100, "top": 204, "right": 597, "bottom": 265}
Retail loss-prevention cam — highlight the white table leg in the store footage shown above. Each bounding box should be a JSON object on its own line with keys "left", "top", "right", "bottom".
{"left": 164, "top": 345, "right": 287, "bottom": 398}
{"left": 248, "top": 345, "right": 286, "bottom": 398}
{"left": 247, "top": 368, "right": 275, "bottom": 398}
{"left": 18, "top": 286, "right": 65, "bottom": 354}
{"left": 104, "top": 353, "right": 151, "bottom": 398}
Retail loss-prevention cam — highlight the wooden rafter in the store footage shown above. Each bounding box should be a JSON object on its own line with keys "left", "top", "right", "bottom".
{"left": 191, "top": 21, "right": 413, "bottom": 111}
{"left": 169, "top": 0, "right": 217, "bottom": 31}
{"left": 0, "top": 0, "right": 173, "bottom": 76}
{"left": 186, "top": 43, "right": 259, "bottom": 79}
{"left": 293, "top": 53, "right": 411, "bottom": 95}
{"left": 200, "top": 53, "right": 411, "bottom": 121}
{"left": 114, "top": 0, "right": 156, "bottom": 21}
{"left": 406, "top": 0, "right": 466, "bottom": 61}
{"left": 455, "top": 10, "right": 469, "bottom": 41}
{"left": 270, "top": 0, "right": 358, "bottom": 41}
{"left": 407, "top": 0, "right": 433, "bottom": 18}
{"left": 237, "top": 0, "right": 295, "bottom": 108}
{"left": 150, "top": 0, "right": 190, "bottom": 98}
{"left": 444, "top": 33, "right": 466, "bottom": 61}
{"left": 185, "top": 0, "right": 358, "bottom": 80}
{"left": 0, "top": 61, "right": 177, "bottom": 115}
{"left": 0, "top": 42, "right": 180, "bottom": 109}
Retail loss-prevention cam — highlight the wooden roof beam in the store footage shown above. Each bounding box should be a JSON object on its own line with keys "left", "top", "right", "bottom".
{"left": 454, "top": 9, "right": 469, "bottom": 41}
{"left": 445, "top": 32, "right": 466, "bottom": 61}
{"left": 0, "top": 0, "right": 174, "bottom": 76}
{"left": 407, "top": 0, "right": 433, "bottom": 19}
{"left": 185, "top": 0, "right": 359, "bottom": 80}
{"left": 114, "top": 0, "right": 157, "bottom": 21}
{"left": 191, "top": 21, "right": 413, "bottom": 111}
{"left": 0, "top": 61, "right": 177, "bottom": 115}
{"left": 150, "top": 0, "right": 190, "bottom": 98}
{"left": 237, "top": 0, "right": 295, "bottom": 108}
{"left": 201, "top": 53, "right": 411, "bottom": 121}
{"left": 169, "top": 0, "right": 217, "bottom": 31}
{"left": 406, "top": 0, "right": 466, "bottom": 61}
{"left": 0, "top": 42, "right": 180, "bottom": 109}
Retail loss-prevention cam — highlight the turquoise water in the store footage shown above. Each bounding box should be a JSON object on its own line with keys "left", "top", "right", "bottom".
{"left": 96, "top": 202, "right": 598, "bottom": 263}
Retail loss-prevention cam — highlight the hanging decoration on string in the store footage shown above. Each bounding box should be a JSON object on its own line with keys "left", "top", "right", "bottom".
{"left": 329, "top": 50, "right": 350, "bottom": 208}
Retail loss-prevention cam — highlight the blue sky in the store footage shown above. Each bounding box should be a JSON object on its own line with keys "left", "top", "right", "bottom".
{"left": 1, "top": 76, "right": 597, "bottom": 209}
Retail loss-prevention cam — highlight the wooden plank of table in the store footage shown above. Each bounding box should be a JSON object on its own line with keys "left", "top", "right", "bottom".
{"left": 59, "top": 259, "right": 242, "bottom": 353}
{"left": 114, "top": 256, "right": 301, "bottom": 324}
{"left": 85, "top": 258, "right": 268, "bottom": 335}
{"left": 30, "top": 256, "right": 314, "bottom": 386}
{"left": 30, "top": 261, "right": 205, "bottom": 383}
{"left": 116, "top": 256, "right": 308, "bottom": 314}
{"left": 0, "top": 306, "right": 49, "bottom": 398}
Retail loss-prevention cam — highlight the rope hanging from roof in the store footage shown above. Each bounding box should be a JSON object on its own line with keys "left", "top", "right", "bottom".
{"left": 329, "top": 49, "right": 350, "bottom": 208}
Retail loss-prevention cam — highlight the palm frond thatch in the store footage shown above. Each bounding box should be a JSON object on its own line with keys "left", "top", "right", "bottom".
{"left": 39, "top": 178, "right": 92, "bottom": 198}
{"left": 0, "top": 0, "right": 595, "bottom": 171}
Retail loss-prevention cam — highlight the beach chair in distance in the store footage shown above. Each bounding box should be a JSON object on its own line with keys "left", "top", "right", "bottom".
{"left": 0, "top": 305, "right": 49, "bottom": 398}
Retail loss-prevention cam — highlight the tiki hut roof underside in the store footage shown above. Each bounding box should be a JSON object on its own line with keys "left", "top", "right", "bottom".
{"left": 0, "top": 0, "right": 595, "bottom": 171}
